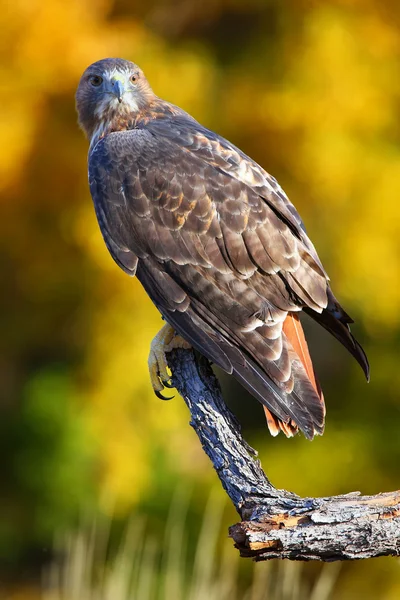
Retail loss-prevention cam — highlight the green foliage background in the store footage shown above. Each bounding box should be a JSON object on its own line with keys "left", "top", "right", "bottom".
{"left": 1, "top": 0, "right": 400, "bottom": 597}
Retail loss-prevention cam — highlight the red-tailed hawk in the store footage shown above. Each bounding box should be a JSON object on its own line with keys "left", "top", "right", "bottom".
{"left": 76, "top": 58, "right": 369, "bottom": 440}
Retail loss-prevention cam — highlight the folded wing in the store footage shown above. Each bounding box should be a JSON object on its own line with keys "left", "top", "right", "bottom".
{"left": 88, "top": 113, "right": 368, "bottom": 439}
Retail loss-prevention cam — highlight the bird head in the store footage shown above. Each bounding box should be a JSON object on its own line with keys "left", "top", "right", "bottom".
{"left": 76, "top": 58, "right": 154, "bottom": 142}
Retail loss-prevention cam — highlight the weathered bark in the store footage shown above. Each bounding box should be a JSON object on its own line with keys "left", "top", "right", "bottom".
{"left": 168, "top": 348, "right": 400, "bottom": 562}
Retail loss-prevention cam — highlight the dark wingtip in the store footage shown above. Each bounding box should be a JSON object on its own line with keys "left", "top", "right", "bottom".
{"left": 354, "top": 339, "right": 370, "bottom": 382}
{"left": 304, "top": 299, "right": 370, "bottom": 384}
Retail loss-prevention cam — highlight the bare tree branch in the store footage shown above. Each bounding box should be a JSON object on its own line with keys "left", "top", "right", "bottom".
{"left": 168, "top": 347, "right": 400, "bottom": 562}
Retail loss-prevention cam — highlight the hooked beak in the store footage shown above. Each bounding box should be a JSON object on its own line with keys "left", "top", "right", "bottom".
{"left": 111, "top": 78, "right": 125, "bottom": 103}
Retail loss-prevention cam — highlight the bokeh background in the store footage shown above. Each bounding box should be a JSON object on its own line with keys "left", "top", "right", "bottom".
{"left": 1, "top": 0, "right": 400, "bottom": 597}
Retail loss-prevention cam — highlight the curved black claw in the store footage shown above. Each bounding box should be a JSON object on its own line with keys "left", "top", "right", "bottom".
{"left": 155, "top": 389, "right": 174, "bottom": 401}
{"left": 162, "top": 379, "right": 174, "bottom": 388}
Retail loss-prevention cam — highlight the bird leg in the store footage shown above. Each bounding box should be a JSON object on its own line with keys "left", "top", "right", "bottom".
{"left": 148, "top": 323, "right": 191, "bottom": 400}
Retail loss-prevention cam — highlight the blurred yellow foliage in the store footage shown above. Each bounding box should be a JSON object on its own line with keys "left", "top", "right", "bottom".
{"left": 2, "top": 0, "right": 400, "bottom": 595}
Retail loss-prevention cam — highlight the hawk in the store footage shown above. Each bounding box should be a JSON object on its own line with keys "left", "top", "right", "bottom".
{"left": 76, "top": 58, "right": 369, "bottom": 440}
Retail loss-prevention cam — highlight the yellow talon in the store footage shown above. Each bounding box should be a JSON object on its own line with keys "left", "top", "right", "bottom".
{"left": 148, "top": 323, "right": 191, "bottom": 400}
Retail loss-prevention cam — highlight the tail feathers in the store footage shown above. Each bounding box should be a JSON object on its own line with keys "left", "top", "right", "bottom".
{"left": 261, "top": 313, "right": 325, "bottom": 439}
{"left": 227, "top": 350, "right": 324, "bottom": 440}
{"left": 264, "top": 406, "right": 299, "bottom": 437}
{"left": 156, "top": 293, "right": 312, "bottom": 433}
{"left": 165, "top": 304, "right": 326, "bottom": 440}
{"left": 282, "top": 313, "right": 323, "bottom": 404}
{"left": 142, "top": 264, "right": 327, "bottom": 440}
{"left": 139, "top": 260, "right": 366, "bottom": 442}
{"left": 304, "top": 288, "right": 370, "bottom": 381}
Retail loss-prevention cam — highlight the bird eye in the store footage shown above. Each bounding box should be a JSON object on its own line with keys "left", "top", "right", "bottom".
{"left": 89, "top": 75, "right": 103, "bottom": 87}
{"left": 130, "top": 74, "right": 138, "bottom": 84}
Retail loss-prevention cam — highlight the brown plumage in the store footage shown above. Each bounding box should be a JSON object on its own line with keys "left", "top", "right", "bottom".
{"left": 76, "top": 58, "right": 369, "bottom": 440}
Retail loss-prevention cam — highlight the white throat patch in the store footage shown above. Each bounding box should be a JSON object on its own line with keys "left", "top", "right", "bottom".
{"left": 94, "top": 94, "right": 139, "bottom": 119}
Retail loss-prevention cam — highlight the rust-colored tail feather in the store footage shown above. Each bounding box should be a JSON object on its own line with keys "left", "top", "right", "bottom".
{"left": 263, "top": 406, "right": 298, "bottom": 437}
{"left": 283, "top": 313, "right": 321, "bottom": 397}
{"left": 264, "top": 313, "right": 324, "bottom": 438}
